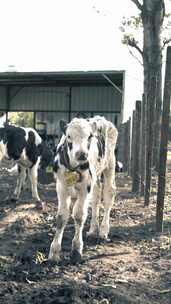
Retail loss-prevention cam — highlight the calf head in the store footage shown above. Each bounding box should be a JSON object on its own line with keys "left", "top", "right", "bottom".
{"left": 38, "top": 143, "right": 53, "bottom": 169}
{"left": 60, "top": 118, "right": 93, "bottom": 168}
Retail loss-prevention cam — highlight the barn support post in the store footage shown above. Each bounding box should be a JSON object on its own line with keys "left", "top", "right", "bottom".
{"left": 140, "top": 94, "right": 146, "bottom": 196}
{"left": 33, "top": 112, "right": 36, "bottom": 129}
{"left": 132, "top": 100, "right": 141, "bottom": 193}
{"left": 68, "top": 87, "right": 72, "bottom": 122}
{"left": 156, "top": 46, "right": 171, "bottom": 233}
{"left": 5, "top": 86, "right": 10, "bottom": 123}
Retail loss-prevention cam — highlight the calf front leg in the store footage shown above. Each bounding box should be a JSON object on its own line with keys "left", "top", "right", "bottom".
{"left": 87, "top": 180, "right": 102, "bottom": 237}
{"left": 48, "top": 184, "right": 71, "bottom": 262}
{"left": 28, "top": 160, "right": 40, "bottom": 202}
{"left": 99, "top": 170, "right": 116, "bottom": 240}
{"left": 71, "top": 189, "right": 88, "bottom": 264}
{"left": 21, "top": 169, "right": 30, "bottom": 191}
{"left": 13, "top": 166, "right": 27, "bottom": 200}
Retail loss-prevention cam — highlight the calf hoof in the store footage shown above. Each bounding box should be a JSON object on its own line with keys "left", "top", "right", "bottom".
{"left": 43, "top": 259, "right": 59, "bottom": 267}
{"left": 11, "top": 196, "right": 18, "bottom": 202}
{"left": 35, "top": 201, "right": 46, "bottom": 211}
{"left": 70, "top": 249, "right": 82, "bottom": 265}
{"left": 48, "top": 253, "right": 60, "bottom": 264}
{"left": 48, "top": 243, "right": 61, "bottom": 263}
{"left": 87, "top": 231, "right": 99, "bottom": 244}
{"left": 87, "top": 235, "right": 99, "bottom": 245}
{"left": 99, "top": 236, "right": 111, "bottom": 244}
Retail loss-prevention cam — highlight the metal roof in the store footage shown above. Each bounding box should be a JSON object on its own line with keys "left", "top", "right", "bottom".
{"left": 0, "top": 70, "right": 125, "bottom": 87}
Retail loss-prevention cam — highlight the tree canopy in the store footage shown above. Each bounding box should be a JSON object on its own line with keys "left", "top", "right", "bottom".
{"left": 8, "top": 112, "right": 34, "bottom": 127}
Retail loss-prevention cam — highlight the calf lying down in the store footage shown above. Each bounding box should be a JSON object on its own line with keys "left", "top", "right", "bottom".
{"left": 49, "top": 116, "right": 118, "bottom": 263}
{"left": 0, "top": 124, "right": 52, "bottom": 207}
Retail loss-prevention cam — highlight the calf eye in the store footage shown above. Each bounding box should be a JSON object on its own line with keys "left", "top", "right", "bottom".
{"left": 88, "top": 134, "right": 93, "bottom": 141}
{"left": 68, "top": 141, "right": 73, "bottom": 150}
{"left": 87, "top": 134, "right": 93, "bottom": 149}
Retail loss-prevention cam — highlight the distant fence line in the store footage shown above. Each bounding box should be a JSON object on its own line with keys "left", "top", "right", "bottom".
{"left": 117, "top": 46, "right": 171, "bottom": 233}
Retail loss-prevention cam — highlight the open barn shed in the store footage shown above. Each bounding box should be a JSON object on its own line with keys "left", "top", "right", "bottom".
{"left": 0, "top": 70, "right": 125, "bottom": 136}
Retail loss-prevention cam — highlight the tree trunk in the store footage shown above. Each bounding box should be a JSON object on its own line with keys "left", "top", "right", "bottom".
{"left": 142, "top": 0, "right": 165, "bottom": 206}
{"left": 156, "top": 46, "right": 171, "bottom": 232}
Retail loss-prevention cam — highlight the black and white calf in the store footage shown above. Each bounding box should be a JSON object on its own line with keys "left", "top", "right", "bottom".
{"left": 48, "top": 116, "right": 118, "bottom": 263}
{"left": 0, "top": 124, "right": 52, "bottom": 206}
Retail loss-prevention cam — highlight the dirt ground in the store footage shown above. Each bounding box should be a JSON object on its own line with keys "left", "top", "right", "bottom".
{"left": 0, "top": 164, "right": 171, "bottom": 304}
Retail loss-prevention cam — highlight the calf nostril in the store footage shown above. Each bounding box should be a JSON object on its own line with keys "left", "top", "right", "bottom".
{"left": 77, "top": 152, "right": 88, "bottom": 161}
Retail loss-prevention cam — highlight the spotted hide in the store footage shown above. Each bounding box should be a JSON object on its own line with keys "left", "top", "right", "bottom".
{"left": 49, "top": 116, "right": 118, "bottom": 263}
{"left": 0, "top": 124, "right": 52, "bottom": 206}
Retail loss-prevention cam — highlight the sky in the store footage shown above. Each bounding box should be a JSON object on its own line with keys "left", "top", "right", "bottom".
{"left": 0, "top": 0, "right": 162, "bottom": 121}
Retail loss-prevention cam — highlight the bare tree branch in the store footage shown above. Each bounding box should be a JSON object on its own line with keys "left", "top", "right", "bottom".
{"left": 162, "top": 37, "right": 171, "bottom": 50}
{"left": 130, "top": 0, "right": 143, "bottom": 11}
{"left": 127, "top": 46, "right": 143, "bottom": 66}
{"left": 126, "top": 37, "right": 143, "bottom": 56}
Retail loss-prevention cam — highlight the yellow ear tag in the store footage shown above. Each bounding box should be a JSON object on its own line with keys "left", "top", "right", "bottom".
{"left": 46, "top": 165, "right": 53, "bottom": 173}
{"left": 64, "top": 171, "right": 80, "bottom": 186}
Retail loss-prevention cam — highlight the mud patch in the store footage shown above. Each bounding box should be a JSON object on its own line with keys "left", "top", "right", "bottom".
{"left": 0, "top": 169, "right": 171, "bottom": 303}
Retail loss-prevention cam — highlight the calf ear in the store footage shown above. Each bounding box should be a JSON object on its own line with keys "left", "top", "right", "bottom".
{"left": 59, "top": 120, "right": 67, "bottom": 134}
{"left": 28, "top": 131, "right": 36, "bottom": 144}
{"left": 91, "top": 121, "right": 97, "bottom": 133}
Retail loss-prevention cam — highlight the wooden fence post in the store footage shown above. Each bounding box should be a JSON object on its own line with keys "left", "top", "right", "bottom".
{"left": 117, "top": 118, "right": 131, "bottom": 173}
{"left": 123, "top": 118, "right": 131, "bottom": 172}
{"left": 140, "top": 94, "right": 146, "bottom": 196}
{"left": 130, "top": 110, "right": 136, "bottom": 178}
{"left": 132, "top": 100, "right": 141, "bottom": 193}
{"left": 127, "top": 117, "right": 131, "bottom": 175}
{"left": 117, "top": 124, "right": 124, "bottom": 169}
{"left": 156, "top": 46, "right": 171, "bottom": 232}
{"left": 144, "top": 74, "right": 157, "bottom": 206}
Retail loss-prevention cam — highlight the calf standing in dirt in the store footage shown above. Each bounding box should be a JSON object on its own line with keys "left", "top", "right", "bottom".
{"left": 0, "top": 124, "right": 52, "bottom": 207}
{"left": 48, "top": 116, "right": 118, "bottom": 263}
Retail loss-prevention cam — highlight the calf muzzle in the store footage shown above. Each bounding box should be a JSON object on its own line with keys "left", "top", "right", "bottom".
{"left": 76, "top": 151, "right": 88, "bottom": 161}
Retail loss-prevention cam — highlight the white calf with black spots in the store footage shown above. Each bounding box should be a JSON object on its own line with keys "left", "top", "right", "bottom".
{"left": 49, "top": 116, "right": 118, "bottom": 263}
{"left": 0, "top": 125, "right": 52, "bottom": 206}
